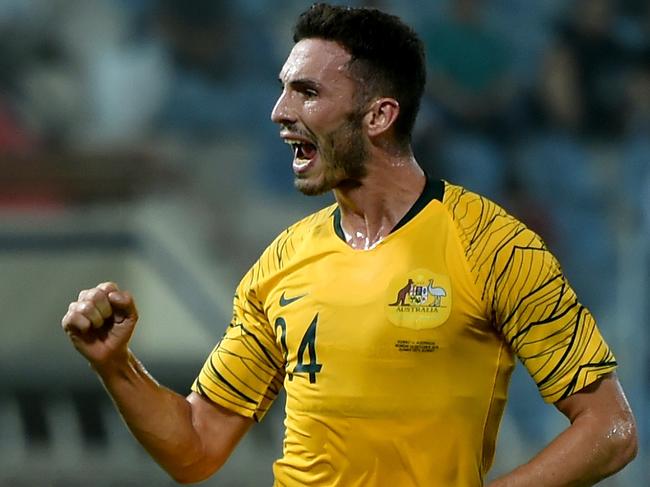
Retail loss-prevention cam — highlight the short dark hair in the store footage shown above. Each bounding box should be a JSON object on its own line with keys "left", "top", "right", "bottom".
{"left": 293, "top": 3, "right": 426, "bottom": 143}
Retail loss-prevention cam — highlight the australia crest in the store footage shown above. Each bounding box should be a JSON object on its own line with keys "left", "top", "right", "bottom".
{"left": 386, "top": 269, "right": 452, "bottom": 330}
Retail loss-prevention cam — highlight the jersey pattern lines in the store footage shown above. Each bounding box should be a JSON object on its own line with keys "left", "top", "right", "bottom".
{"left": 446, "top": 184, "right": 616, "bottom": 402}
{"left": 193, "top": 211, "right": 327, "bottom": 421}
{"left": 192, "top": 180, "right": 617, "bottom": 486}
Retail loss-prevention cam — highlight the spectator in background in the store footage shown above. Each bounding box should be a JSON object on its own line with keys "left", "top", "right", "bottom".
{"left": 422, "top": 0, "right": 517, "bottom": 142}
{"left": 0, "top": 14, "right": 39, "bottom": 156}
{"left": 0, "top": 0, "right": 70, "bottom": 151}
{"left": 619, "top": 13, "right": 650, "bottom": 227}
{"left": 154, "top": 0, "right": 292, "bottom": 196}
{"left": 414, "top": 0, "right": 521, "bottom": 204}
{"left": 536, "top": 0, "right": 632, "bottom": 139}
{"left": 155, "top": 0, "right": 278, "bottom": 139}
{"left": 622, "top": 3, "right": 650, "bottom": 136}
{"left": 513, "top": 0, "right": 650, "bottom": 317}
{"left": 11, "top": 0, "right": 169, "bottom": 149}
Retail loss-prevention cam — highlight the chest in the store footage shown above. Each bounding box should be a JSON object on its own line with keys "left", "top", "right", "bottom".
{"left": 264, "top": 225, "right": 502, "bottom": 414}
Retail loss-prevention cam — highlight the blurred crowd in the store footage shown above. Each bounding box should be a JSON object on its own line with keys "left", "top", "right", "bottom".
{"left": 0, "top": 0, "right": 649, "bottom": 313}
{"left": 411, "top": 0, "right": 650, "bottom": 318}
{"left": 0, "top": 1, "right": 647, "bottom": 483}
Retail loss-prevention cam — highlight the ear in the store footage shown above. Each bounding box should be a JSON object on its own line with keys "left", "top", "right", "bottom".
{"left": 364, "top": 98, "right": 400, "bottom": 138}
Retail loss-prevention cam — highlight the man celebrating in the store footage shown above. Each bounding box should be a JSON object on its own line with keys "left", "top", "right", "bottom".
{"left": 62, "top": 4, "right": 637, "bottom": 486}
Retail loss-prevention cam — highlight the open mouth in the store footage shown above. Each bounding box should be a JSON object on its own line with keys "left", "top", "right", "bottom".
{"left": 286, "top": 140, "right": 318, "bottom": 170}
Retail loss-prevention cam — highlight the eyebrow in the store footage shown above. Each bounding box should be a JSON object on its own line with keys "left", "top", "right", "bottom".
{"left": 278, "top": 77, "right": 322, "bottom": 92}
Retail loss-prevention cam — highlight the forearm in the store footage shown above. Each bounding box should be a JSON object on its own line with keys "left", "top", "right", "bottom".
{"left": 61, "top": 284, "right": 249, "bottom": 483}
{"left": 488, "top": 412, "right": 637, "bottom": 487}
{"left": 94, "top": 350, "right": 210, "bottom": 482}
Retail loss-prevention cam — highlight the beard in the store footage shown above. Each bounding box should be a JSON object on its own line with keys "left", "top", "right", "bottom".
{"left": 294, "top": 109, "right": 368, "bottom": 196}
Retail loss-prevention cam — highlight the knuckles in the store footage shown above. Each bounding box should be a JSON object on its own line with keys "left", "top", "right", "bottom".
{"left": 61, "top": 310, "right": 90, "bottom": 332}
{"left": 76, "top": 300, "right": 97, "bottom": 315}
{"left": 62, "top": 282, "right": 137, "bottom": 334}
{"left": 78, "top": 287, "right": 108, "bottom": 304}
{"left": 98, "top": 281, "right": 119, "bottom": 294}
{"left": 85, "top": 287, "right": 106, "bottom": 302}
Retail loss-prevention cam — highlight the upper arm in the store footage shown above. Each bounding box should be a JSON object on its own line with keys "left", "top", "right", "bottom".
{"left": 183, "top": 392, "right": 254, "bottom": 480}
{"left": 191, "top": 259, "right": 286, "bottom": 421}
{"left": 554, "top": 372, "right": 638, "bottom": 470}
{"left": 491, "top": 223, "right": 617, "bottom": 403}
{"left": 555, "top": 373, "right": 635, "bottom": 428}
{"left": 448, "top": 186, "right": 617, "bottom": 403}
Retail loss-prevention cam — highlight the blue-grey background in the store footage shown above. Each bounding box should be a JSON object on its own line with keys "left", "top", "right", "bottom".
{"left": 0, "top": 0, "right": 647, "bottom": 485}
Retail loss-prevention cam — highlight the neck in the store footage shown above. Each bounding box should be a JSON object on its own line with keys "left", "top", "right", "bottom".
{"left": 333, "top": 149, "right": 425, "bottom": 250}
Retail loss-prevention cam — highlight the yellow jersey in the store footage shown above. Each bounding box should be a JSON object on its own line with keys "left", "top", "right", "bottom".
{"left": 192, "top": 179, "right": 616, "bottom": 486}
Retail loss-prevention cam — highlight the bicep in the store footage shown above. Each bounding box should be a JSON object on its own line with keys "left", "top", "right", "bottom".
{"left": 185, "top": 391, "right": 254, "bottom": 475}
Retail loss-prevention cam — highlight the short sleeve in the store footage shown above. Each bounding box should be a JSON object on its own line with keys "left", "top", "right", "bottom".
{"left": 191, "top": 266, "right": 285, "bottom": 421}
{"left": 447, "top": 185, "right": 617, "bottom": 403}
{"left": 488, "top": 222, "right": 617, "bottom": 403}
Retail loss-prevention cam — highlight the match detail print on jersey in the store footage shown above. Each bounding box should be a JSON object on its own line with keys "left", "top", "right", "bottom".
{"left": 386, "top": 269, "right": 452, "bottom": 330}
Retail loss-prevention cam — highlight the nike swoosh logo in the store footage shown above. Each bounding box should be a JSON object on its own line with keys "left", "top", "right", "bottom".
{"left": 279, "top": 292, "right": 306, "bottom": 307}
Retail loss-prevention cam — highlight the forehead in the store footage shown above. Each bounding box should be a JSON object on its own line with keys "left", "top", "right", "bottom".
{"left": 279, "top": 38, "right": 353, "bottom": 83}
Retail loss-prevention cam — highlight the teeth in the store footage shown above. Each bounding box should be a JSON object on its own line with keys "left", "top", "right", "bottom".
{"left": 284, "top": 139, "right": 316, "bottom": 164}
{"left": 285, "top": 141, "right": 300, "bottom": 156}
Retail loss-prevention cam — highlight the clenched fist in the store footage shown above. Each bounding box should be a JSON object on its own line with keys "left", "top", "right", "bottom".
{"left": 61, "top": 282, "right": 139, "bottom": 368}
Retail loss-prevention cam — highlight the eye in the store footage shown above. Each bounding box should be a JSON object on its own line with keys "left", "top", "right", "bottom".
{"left": 285, "top": 80, "right": 319, "bottom": 99}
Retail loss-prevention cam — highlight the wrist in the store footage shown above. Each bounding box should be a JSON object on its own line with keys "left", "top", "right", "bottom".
{"left": 90, "top": 348, "right": 135, "bottom": 380}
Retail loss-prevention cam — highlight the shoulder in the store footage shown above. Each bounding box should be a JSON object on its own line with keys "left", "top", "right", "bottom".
{"left": 241, "top": 203, "right": 337, "bottom": 290}
{"left": 441, "top": 182, "right": 550, "bottom": 287}
{"left": 263, "top": 203, "right": 337, "bottom": 262}
{"left": 442, "top": 181, "right": 526, "bottom": 239}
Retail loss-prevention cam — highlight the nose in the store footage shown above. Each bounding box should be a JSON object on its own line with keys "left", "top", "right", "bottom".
{"left": 271, "top": 90, "right": 295, "bottom": 125}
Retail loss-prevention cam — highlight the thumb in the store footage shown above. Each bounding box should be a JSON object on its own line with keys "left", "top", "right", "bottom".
{"left": 107, "top": 291, "right": 138, "bottom": 323}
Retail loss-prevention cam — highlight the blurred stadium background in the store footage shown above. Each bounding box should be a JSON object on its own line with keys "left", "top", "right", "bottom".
{"left": 0, "top": 0, "right": 647, "bottom": 485}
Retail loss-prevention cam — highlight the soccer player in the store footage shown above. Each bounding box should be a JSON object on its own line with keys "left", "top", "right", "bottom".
{"left": 61, "top": 4, "right": 638, "bottom": 486}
